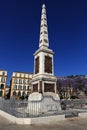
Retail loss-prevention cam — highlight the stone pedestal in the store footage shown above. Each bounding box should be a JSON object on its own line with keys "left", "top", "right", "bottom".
{"left": 27, "top": 92, "right": 61, "bottom": 115}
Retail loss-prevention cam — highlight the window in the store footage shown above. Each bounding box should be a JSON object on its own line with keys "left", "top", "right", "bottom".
{"left": 27, "top": 80, "right": 30, "bottom": 84}
{"left": 27, "top": 86, "right": 29, "bottom": 90}
{"left": 23, "top": 80, "right": 26, "bottom": 84}
{"left": 27, "top": 86, "right": 31, "bottom": 90}
{"left": 14, "top": 85, "right": 17, "bottom": 90}
{"left": 27, "top": 92, "right": 29, "bottom": 96}
{"left": 19, "top": 79, "right": 22, "bottom": 84}
{"left": 13, "top": 91, "right": 16, "bottom": 96}
{"left": 15, "top": 73, "right": 17, "bottom": 77}
{"left": 22, "top": 91, "right": 26, "bottom": 97}
{"left": 0, "top": 84, "right": 4, "bottom": 89}
{"left": 1, "top": 78, "right": 5, "bottom": 83}
{"left": 2, "top": 72, "right": 5, "bottom": 75}
{"left": 23, "top": 86, "right": 26, "bottom": 90}
{"left": 14, "top": 79, "right": 18, "bottom": 84}
{"left": 18, "top": 91, "right": 21, "bottom": 97}
{"left": 18, "top": 85, "right": 22, "bottom": 90}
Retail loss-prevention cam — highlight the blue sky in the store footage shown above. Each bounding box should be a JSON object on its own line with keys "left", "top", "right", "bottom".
{"left": 0, "top": 0, "right": 87, "bottom": 85}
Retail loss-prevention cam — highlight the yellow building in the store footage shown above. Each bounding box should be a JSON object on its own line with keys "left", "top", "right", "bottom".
{"left": 0, "top": 70, "right": 7, "bottom": 97}
{"left": 10, "top": 72, "right": 33, "bottom": 98}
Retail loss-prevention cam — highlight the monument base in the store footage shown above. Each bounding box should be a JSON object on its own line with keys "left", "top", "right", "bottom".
{"left": 28, "top": 92, "right": 61, "bottom": 114}
{"left": 31, "top": 75, "right": 57, "bottom": 94}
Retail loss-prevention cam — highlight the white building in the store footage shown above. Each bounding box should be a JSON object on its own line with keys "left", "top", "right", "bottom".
{"left": 10, "top": 72, "right": 33, "bottom": 97}
{"left": 0, "top": 70, "right": 7, "bottom": 97}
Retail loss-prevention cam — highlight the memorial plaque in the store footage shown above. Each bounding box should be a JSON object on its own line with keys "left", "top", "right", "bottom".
{"left": 33, "top": 83, "right": 38, "bottom": 92}
{"left": 45, "top": 56, "right": 52, "bottom": 73}
{"left": 35, "top": 57, "right": 39, "bottom": 74}
{"left": 44, "top": 83, "right": 55, "bottom": 92}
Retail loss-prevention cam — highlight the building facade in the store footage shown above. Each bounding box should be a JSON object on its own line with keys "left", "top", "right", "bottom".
{"left": 10, "top": 72, "right": 33, "bottom": 98}
{"left": 0, "top": 70, "right": 7, "bottom": 97}
{"left": 31, "top": 4, "right": 57, "bottom": 93}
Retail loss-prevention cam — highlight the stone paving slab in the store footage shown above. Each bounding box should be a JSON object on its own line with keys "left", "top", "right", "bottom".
{"left": 0, "top": 115, "right": 87, "bottom": 130}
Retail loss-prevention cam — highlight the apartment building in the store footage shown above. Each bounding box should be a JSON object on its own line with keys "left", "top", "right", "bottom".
{"left": 0, "top": 70, "right": 7, "bottom": 97}
{"left": 10, "top": 72, "right": 33, "bottom": 98}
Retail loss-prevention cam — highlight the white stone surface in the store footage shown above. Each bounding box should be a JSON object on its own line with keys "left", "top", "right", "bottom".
{"left": 78, "top": 113, "right": 87, "bottom": 118}
{"left": 39, "top": 4, "right": 49, "bottom": 48}
{"left": 12, "top": 72, "right": 33, "bottom": 78}
{"left": 28, "top": 92, "right": 42, "bottom": 101}
{"left": 0, "top": 109, "right": 65, "bottom": 124}
{"left": 43, "top": 92, "right": 60, "bottom": 100}
{"left": 1, "top": 109, "right": 87, "bottom": 125}
{"left": 34, "top": 51, "right": 54, "bottom": 75}
{"left": 28, "top": 92, "right": 61, "bottom": 113}
{"left": 28, "top": 92, "right": 43, "bottom": 114}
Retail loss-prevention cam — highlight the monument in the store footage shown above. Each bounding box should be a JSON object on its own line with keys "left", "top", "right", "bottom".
{"left": 28, "top": 4, "right": 61, "bottom": 113}
{"left": 31, "top": 4, "right": 58, "bottom": 95}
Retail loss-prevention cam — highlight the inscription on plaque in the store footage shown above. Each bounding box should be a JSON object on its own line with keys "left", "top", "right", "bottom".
{"left": 35, "top": 57, "right": 39, "bottom": 74}
{"left": 45, "top": 56, "right": 52, "bottom": 73}
{"left": 44, "top": 83, "right": 54, "bottom": 92}
{"left": 33, "top": 83, "right": 38, "bottom": 92}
